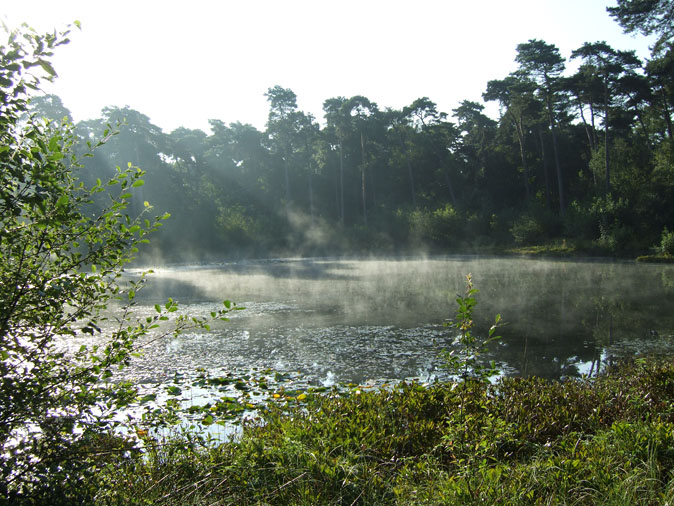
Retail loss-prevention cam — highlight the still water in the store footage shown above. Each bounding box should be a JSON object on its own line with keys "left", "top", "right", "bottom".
{"left": 84, "top": 256, "right": 674, "bottom": 389}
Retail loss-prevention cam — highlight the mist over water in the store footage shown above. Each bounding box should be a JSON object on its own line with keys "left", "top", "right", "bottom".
{"left": 81, "top": 256, "right": 674, "bottom": 387}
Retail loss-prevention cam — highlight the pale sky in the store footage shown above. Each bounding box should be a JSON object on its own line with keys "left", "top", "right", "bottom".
{"left": 2, "top": 0, "right": 655, "bottom": 134}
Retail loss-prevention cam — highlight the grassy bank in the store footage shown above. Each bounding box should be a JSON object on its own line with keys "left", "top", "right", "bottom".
{"left": 77, "top": 360, "right": 674, "bottom": 505}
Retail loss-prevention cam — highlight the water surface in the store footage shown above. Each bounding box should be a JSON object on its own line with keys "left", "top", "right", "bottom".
{"left": 76, "top": 256, "right": 674, "bottom": 388}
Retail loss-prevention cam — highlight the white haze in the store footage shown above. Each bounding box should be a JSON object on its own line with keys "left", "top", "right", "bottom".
{"left": 102, "top": 257, "right": 674, "bottom": 385}
{"left": 1, "top": 0, "right": 656, "bottom": 133}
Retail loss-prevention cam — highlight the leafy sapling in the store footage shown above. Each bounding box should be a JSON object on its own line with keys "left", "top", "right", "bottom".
{"left": 443, "top": 273, "right": 503, "bottom": 383}
{"left": 0, "top": 23, "right": 237, "bottom": 502}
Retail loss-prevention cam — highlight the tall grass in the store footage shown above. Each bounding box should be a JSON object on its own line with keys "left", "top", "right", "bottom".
{"left": 85, "top": 360, "right": 674, "bottom": 505}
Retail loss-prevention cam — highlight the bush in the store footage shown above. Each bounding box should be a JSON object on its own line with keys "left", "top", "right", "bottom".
{"left": 588, "top": 194, "right": 638, "bottom": 254}
{"left": 660, "top": 228, "right": 674, "bottom": 256}
{"left": 0, "top": 24, "right": 156, "bottom": 500}
{"left": 407, "top": 204, "right": 466, "bottom": 248}
{"left": 510, "top": 214, "right": 545, "bottom": 245}
{"left": 0, "top": 23, "right": 230, "bottom": 502}
{"left": 564, "top": 200, "right": 598, "bottom": 240}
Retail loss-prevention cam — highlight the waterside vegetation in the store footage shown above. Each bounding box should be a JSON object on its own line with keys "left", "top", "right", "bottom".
{"left": 3, "top": 1, "right": 674, "bottom": 503}
{"left": 87, "top": 360, "right": 674, "bottom": 505}
{"left": 79, "top": 275, "right": 674, "bottom": 504}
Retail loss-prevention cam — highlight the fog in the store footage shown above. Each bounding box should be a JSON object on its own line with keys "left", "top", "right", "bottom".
{"left": 89, "top": 256, "right": 674, "bottom": 387}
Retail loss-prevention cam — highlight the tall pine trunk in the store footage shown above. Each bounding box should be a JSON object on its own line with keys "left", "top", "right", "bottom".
{"left": 513, "top": 111, "right": 531, "bottom": 202}
{"left": 339, "top": 138, "right": 344, "bottom": 225}
{"left": 546, "top": 95, "right": 565, "bottom": 215}
{"left": 360, "top": 131, "right": 367, "bottom": 227}
{"left": 604, "top": 78, "right": 611, "bottom": 193}
{"left": 538, "top": 128, "right": 552, "bottom": 209}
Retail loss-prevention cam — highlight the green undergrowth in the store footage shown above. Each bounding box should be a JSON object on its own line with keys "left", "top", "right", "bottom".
{"left": 504, "top": 242, "right": 578, "bottom": 257}
{"left": 86, "top": 360, "right": 674, "bottom": 505}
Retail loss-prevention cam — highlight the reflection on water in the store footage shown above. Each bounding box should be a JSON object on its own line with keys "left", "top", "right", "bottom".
{"left": 70, "top": 257, "right": 674, "bottom": 386}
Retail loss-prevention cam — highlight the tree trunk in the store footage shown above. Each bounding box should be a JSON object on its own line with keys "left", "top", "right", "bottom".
{"left": 444, "top": 170, "right": 457, "bottom": 208}
{"left": 308, "top": 171, "right": 314, "bottom": 228}
{"left": 624, "top": 90, "right": 652, "bottom": 150}
{"left": 513, "top": 112, "right": 531, "bottom": 202}
{"left": 283, "top": 156, "right": 291, "bottom": 220}
{"left": 397, "top": 130, "right": 416, "bottom": 207}
{"left": 433, "top": 141, "right": 457, "bottom": 208}
{"left": 360, "top": 131, "right": 367, "bottom": 227}
{"left": 577, "top": 100, "right": 599, "bottom": 186}
{"left": 338, "top": 138, "right": 344, "bottom": 225}
{"left": 604, "top": 79, "right": 611, "bottom": 193}
{"left": 589, "top": 103, "right": 599, "bottom": 147}
{"left": 538, "top": 128, "right": 552, "bottom": 209}
{"left": 577, "top": 99, "right": 596, "bottom": 152}
{"left": 658, "top": 84, "right": 674, "bottom": 141}
{"left": 546, "top": 95, "right": 565, "bottom": 215}
{"left": 406, "top": 158, "right": 416, "bottom": 207}
{"left": 304, "top": 138, "right": 315, "bottom": 227}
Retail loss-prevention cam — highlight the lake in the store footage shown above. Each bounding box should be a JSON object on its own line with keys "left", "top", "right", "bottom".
{"left": 84, "top": 255, "right": 674, "bottom": 390}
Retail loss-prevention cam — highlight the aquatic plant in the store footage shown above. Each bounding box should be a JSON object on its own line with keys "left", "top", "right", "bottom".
{"left": 93, "top": 360, "right": 674, "bottom": 505}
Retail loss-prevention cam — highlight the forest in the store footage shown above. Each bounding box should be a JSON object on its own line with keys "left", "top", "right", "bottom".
{"left": 4, "top": 1, "right": 674, "bottom": 504}
{"left": 26, "top": 4, "right": 674, "bottom": 261}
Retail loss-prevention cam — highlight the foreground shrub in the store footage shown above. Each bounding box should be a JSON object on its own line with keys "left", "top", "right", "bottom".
{"left": 96, "top": 360, "right": 674, "bottom": 505}
{"left": 0, "top": 24, "right": 231, "bottom": 503}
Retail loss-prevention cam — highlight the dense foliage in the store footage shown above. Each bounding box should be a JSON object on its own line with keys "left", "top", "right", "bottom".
{"left": 2, "top": 1, "right": 674, "bottom": 503}
{"left": 25, "top": 2, "right": 674, "bottom": 261}
{"left": 0, "top": 24, "right": 232, "bottom": 503}
{"left": 97, "top": 360, "right": 674, "bottom": 504}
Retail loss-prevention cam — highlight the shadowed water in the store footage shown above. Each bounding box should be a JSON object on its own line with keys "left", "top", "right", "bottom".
{"left": 66, "top": 256, "right": 674, "bottom": 387}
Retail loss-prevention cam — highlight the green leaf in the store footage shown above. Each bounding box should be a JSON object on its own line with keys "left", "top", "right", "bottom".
{"left": 166, "top": 386, "right": 182, "bottom": 396}
{"left": 55, "top": 195, "right": 69, "bottom": 207}
{"left": 131, "top": 179, "right": 145, "bottom": 188}
{"left": 37, "top": 59, "right": 58, "bottom": 77}
{"left": 48, "top": 136, "right": 60, "bottom": 151}
{"left": 139, "top": 394, "right": 156, "bottom": 404}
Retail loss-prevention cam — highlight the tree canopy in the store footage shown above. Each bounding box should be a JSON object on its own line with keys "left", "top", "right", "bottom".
{"left": 23, "top": 19, "right": 670, "bottom": 260}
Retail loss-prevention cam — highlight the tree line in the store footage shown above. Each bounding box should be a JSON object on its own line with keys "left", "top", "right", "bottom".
{"left": 0, "top": 2, "right": 673, "bottom": 499}
{"left": 29, "top": 1, "right": 674, "bottom": 260}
